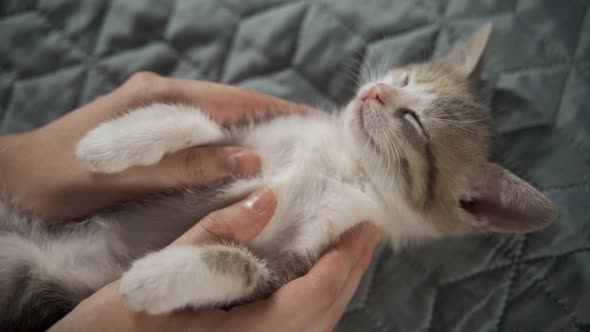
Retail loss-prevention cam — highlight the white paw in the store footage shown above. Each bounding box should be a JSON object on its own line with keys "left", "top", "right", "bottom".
{"left": 76, "top": 129, "right": 166, "bottom": 173}
{"left": 119, "top": 245, "right": 253, "bottom": 314}
{"left": 76, "top": 103, "right": 225, "bottom": 173}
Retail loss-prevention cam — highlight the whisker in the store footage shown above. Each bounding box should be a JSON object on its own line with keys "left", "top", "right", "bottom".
{"left": 421, "top": 116, "right": 481, "bottom": 135}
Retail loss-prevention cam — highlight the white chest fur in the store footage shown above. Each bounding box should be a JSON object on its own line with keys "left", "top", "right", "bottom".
{"left": 223, "top": 115, "right": 388, "bottom": 257}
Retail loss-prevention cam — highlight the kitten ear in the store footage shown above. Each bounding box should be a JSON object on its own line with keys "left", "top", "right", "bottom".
{"left": 460, "top": 163, "right": 558, "bottom": 233}
{"left": 439, "top": 23, "right": 492, "bottom": 80}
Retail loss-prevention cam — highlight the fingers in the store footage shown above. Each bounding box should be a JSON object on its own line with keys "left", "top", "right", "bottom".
{"left": 273, "top": 223, "right": 381, "bottom": 314}
{"left": 282, "top": 222, "right": 382, "bottom": 312}
{"left": 108, "top": 72, "right": 315, "bottom": 122}
{"left": 173, "top": 187, "right": 277, "bottom": 245}
{"left": 54, "top": 72, "right": 315, "bottom": 142}
{"left": 228, "top": 222, "right": 382, "bottom": 331}
{"left": 111, "top": 146, "right": 261, "bottom": 191}
{"left": 156, "top": 77, "right": 316, "bottom": 123}
{"left": 158, "top": 146, "right": 261, "bottom": 187}
{"left": 320, "top": 231, "right": 382, "bottom": 331}
{"left": 83, "top": 146, "right": 261, "bottom": 212}
{"left": 73, "top": 71, "right": 315, "bottom": 124}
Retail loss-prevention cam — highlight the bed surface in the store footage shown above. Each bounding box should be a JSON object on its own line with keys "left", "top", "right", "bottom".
{"left": 1, "top": 1, "right": 589, "bottom": 331}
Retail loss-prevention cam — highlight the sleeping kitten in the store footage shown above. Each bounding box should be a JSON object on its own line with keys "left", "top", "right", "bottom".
{"left": 0, "top": 24, "right": 557, "bottom": 331}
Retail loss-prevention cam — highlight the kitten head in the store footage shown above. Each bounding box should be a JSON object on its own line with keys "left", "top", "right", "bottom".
{"left": 346, "top": 23, "right": 558, "bottom": 237}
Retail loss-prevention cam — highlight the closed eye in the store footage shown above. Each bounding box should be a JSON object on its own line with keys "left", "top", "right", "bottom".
{"left": 399, "top": 108, "right": 429, "bottom": 139}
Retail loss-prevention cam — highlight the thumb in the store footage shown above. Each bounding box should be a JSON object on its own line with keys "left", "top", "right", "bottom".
{"left": 60, "top": 146, "right": 261, "bottom": 223}
{"left": 110, "top": 146, "right": 261, "bottom": 191}
{"left": 173, "top": 187, "right": 277, "bottom": 246}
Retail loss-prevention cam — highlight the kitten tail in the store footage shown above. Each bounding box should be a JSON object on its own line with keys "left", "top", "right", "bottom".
{"left": 0, "top": 235, "right": 88, "bottom": 332}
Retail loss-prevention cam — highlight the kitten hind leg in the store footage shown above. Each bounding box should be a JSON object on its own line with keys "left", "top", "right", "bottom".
{"left": 76, "top": 104, "right": 226, "bottom": 173}
{"left": 119, "top": 244, "right": 270, "bottom": 314}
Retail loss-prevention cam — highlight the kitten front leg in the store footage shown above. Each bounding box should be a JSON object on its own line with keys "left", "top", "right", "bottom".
{"left": 119, "top": 244, "right": 270, "bottom": 314}
{"left": 76, "top": 104, "right": 226, "bottom": 173}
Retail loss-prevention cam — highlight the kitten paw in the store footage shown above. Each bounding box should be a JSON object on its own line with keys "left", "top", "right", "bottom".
{"left": 76, "top": 131, "right": 167, "bottom": 173}
{"left": 119, "top": 245, "right": 267, "bottom": 314}
{"left": 76, "top": 104, "right": 225, "bottom": 173}
{"left": 119, "top": 246, "right": 202, "bottom": 314}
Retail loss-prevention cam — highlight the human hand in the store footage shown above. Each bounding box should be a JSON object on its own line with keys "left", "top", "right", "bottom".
{"left": 48, "top": 187, "right": 382, "bottom": 332}
{"left": 0, "top": 72, "right": 314, "bottom": 221}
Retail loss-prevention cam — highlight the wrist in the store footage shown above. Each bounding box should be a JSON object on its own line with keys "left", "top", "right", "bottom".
{"left": 0, "top": 132, "right": 37, "bottom": 209}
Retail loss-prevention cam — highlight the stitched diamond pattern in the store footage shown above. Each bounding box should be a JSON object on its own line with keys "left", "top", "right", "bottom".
{"left": 1, "top": 1, "right": 588, "bottom": 331}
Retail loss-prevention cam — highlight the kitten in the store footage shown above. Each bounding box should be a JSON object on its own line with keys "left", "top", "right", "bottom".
{"left": 0, "top": 24, "right": 557, "bottom": 331}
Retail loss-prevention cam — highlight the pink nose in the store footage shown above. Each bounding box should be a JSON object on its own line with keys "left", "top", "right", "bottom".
{"left": 361, "top": 83, "right": 388, "bottom": 105}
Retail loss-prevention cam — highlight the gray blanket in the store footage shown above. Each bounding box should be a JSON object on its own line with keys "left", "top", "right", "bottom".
{"left": 1, "top": 1, "right": 589, "bottom": 331}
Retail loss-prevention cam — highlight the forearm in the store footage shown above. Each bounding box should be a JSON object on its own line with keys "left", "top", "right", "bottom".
{"left": 0, "top": 127, "right": 109, "bottom": 221}
{"left": 0, "top": 129, "right": 85, "bottom": 219}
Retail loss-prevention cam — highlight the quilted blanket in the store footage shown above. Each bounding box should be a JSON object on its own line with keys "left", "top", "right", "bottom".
{"left": 1, "top": 1, "right": 589, "bottom": 331}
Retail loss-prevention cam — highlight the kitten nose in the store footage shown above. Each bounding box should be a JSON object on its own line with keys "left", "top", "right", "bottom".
{"left": 361, "top": 83, "right": 388, "bottom": 105}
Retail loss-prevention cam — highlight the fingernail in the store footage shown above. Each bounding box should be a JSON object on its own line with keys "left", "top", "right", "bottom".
{"left": 370, "top": 227, "right": 383, "bottom": 247}
{"left": 356, "top": 222, "right": 373, "bottom": 242}
{"left": 243, "top": 187, "right": 275, "bottom": 213}
{"left": 229, "top": 149, "right": 261, "bottom": 177}
{"left": 345, "top": 222, "right": 372, "bottom": 244}
{"left": 359, "top": 222, "right": 382, "bottom": 246}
